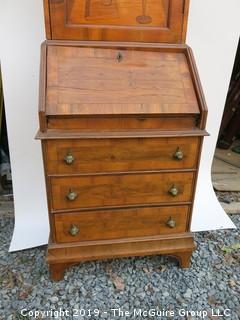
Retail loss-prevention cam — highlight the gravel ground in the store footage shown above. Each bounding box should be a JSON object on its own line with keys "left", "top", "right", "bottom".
{"left": 216, "top": 191, "right": 240, "bottom": 203}
{"left": 0, "top": 214, "right": 240, "bottom": 320}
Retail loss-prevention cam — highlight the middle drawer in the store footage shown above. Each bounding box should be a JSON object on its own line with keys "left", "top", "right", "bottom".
{"left": 45, "top": 137, "right": 199, "bottom": 175}
{"left": 50, "top": 172, "right": 194, "bottom": 211}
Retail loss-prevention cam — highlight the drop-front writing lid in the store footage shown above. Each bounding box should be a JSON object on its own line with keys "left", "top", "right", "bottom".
{"left": 46, "top": 44, "right": 199, "bottom": 117}
{"left": 44, "top": 0, "right": 189, "bottom": 43}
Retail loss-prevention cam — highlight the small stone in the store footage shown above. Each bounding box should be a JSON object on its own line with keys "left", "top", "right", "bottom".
{"left": 222, "top": 195, "right": 232, "bottom": 204}
{"left": 183, "top": 288, "right": 192, "bottom": 299}
{"left": 68, "top": 286, "right": 75, "bottom": 294}
{"left": 176, "top": 294, "right": 185, "bottom": 304}
{"left": 50, "top": 296, "right": 59, "bottom": 304}
{"left": 218, "top": 283, "right": 225, "bottom": 291}
{"left": 163, "top": 291, "right": 170, "bottom": 298}
{"left": 70, "top": 299, "right": 75, "bottom": 306}
{"left": 135, "top": 300, "right": 141, "bottom": 307}
{"left": 228, "top": 279, "right": 236, "bottom": 287}
{"left": 130, "top": 287, "right": 135, "bottom": 295}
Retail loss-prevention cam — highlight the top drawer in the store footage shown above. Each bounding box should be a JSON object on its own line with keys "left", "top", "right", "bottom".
{"left": 44, "top": 136, "right": 199, "bottom": 174}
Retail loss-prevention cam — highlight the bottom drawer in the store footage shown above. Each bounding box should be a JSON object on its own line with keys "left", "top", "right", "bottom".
{"left": 54, "top": 206, "right": 190, "bottom": 243}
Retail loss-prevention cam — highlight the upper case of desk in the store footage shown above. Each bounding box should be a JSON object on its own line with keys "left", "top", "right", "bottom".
{"left": 44, "top": 0, "right": 190, "bottom": 43}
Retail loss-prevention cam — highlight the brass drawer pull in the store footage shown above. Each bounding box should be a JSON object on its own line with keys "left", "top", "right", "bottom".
{"left": 69, "top": 224, "right": 79, "bottom": 236}
{"left": 166, "top": 217, "right": 176, "bottom": 228}
{"left": 169, "top": 185, "right": 179, "bottom": 196}
{"left": 173, "top": 147, "right": 184, "bottom": 160}
{"left": 64, "top": 152, "right": 74, "bottom": 165}
{"left": 66, "top": 189, "right": 78, "bottom": 201}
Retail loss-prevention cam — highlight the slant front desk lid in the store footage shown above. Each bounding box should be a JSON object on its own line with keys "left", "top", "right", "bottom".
{"left": 45, "top": 43, "right": 200, "bottom": 116}
{"left": 44, "top": 0, "right": 189, "bottom": 43}
{"left": 38, "top": 41, "right": 207, "bottom": 135}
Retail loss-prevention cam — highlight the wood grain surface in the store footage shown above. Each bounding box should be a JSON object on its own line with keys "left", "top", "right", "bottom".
{"left": 46, "top": 45, "right": 199, "bottom": 116}
{"left": 47, "top": 232, "right": 195, "bottom": 279}
{"left": 47, "top": 115, "right": 197, "bottom": 131}
{"left": 54, "top": 205, "right": 190, "bottom": 242}
{"left": 45, "top": 0, "right": 189, "bottom": 43}
{"left": 46, "top": 137, "right": 199, "bottom": 174}
{"left": 50, "top": 171, "right": 194, "bottom": 210}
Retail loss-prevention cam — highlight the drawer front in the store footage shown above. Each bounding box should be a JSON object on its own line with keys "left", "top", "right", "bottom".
{"left": 50, "top": 172, "right": 194, "bottom": 211}
{"left": 54, "top": 206, "right": 189, "bottom": 243}
{"left": 47, "top": 116, "right": 197, "bottom": 131}
{"left": 46, "top": 137, "right": 199, "bottom": 174}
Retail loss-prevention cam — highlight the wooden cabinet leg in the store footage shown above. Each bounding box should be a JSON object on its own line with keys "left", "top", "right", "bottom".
{"left": 49, "top": 263, "right": 74, "bottom": 281}
{"left": 172, "top": 252, "right": 193, "bottom": 268}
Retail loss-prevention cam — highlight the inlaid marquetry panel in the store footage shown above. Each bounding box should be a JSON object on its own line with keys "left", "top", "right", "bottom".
{"left": 67, "top": 0, "right": 170, "bottom": 27}
{"left": 45, "top": 0, "right": 188, "bottom": 42}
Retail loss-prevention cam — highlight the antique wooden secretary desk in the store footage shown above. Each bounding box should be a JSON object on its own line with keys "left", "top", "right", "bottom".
{"left": 37, "top": 0, "right": 208, "bottom": 280}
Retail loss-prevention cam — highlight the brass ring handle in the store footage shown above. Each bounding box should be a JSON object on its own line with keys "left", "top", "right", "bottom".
{"left": 169, "top": 185, "right": 179, "bottom": 196}
{"left": 64, "top": 152, "right": 74, "bottom": 165}
{"left": 173, "top": 147, "right": 184, "bottom": 160}
{"left": 69, "top": 224, "right": 79, "bottom": 236}
{"left": 166, "top": 217, "right": 176, "bottom": 228}
{"left": 66, "top": 189, "right": 78, "bottom": 201}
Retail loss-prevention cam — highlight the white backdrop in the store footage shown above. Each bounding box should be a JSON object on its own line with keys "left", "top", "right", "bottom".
{"left": 0, "top": 0, "right": 239, "bottom": 251}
